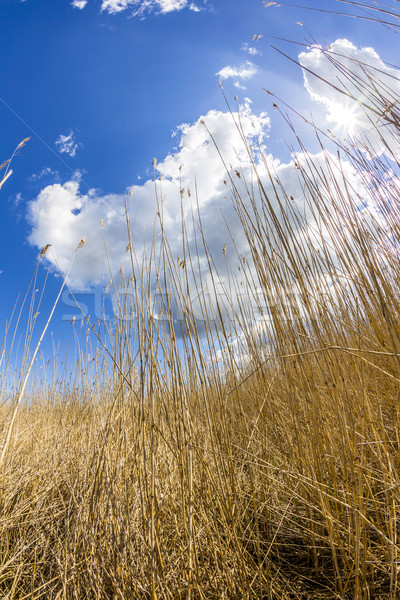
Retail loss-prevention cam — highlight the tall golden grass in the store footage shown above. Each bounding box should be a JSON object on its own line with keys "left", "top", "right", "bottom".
{"left": 1, "top": 5, "right": 400, "bottom": 598}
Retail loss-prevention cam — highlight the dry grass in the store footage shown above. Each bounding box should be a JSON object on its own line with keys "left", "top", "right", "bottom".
{"left": 1, "top": 5, "right": 400, "bottom": 598}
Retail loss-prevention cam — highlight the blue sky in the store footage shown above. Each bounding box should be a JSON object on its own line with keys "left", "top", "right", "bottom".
{"left": 1, "top": 0, "right": 400, "bottom": 366}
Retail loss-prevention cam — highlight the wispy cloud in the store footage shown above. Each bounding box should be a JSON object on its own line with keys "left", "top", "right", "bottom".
{"left": 71, "top": 0, "right": 88, "bottom": 8}
{"left": 100, "top": 0, "right": 204, "bottom": 15}
{"left": 100, "top": 0, "right": 133, "bottom": 12}
{"left": 14, "top": 192, "right": 23, "bottom": 208}
{"left": 55, "top": 132, "right": 82, "bottom": 158}
{"left": 28, "top": 167, "right": 58, "bottom": 183}
{"left": 241, "top": 43, "right": 261, "bottom": 57}
{"left": 216, "top": 61, "right": 258, "bottom": 81}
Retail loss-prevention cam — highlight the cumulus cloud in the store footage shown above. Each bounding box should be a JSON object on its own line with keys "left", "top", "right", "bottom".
{"left": 216, "top": 61, "right": 258, "bottom": 81}
{"left": 29, "top": 104, "right": 270, "bottom": 290}
{"left": 29, "top": 177, "right": 128, "bottom": 289}
{"left": 299, "top": 39, "right": 400, "bottom": 158}
{"left": 100, "top": 0, "right": 203, "bottom": 15}
{"left": 55, "top": 132, "right": 82, "bottom": 158}
{"left": 28, "top": 99, "right": 373, "bottom": 328}
{"left": 71, "top": 0, "right": 88, "bottom": 8}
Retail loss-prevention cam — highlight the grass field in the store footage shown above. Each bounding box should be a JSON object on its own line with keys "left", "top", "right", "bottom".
{"left": 1, "top": 3, "right": 400, "bottom": 598}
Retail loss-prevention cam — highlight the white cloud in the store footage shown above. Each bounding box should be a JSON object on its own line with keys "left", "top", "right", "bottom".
{"left": 157, "top": 0, "right": 188, "bottom": 12}
{"left": 100, "top": 0, "right": 133, "bottom": 12}
{"left": 29, "top": 101, "right": 374, "bottom": 323}
{"left": 71, "top": 0, "right": 88, "bottom": 8}
{"left": 28, "top": 178, "right": 128, "bottom": 289}
{"left": 28, "top": 167, "right": 57, "bottom": 183}
{"left": 241, "top": 43, "right": 261, "bottom": 57}
{"left": 29, "top": 104, "right": 270, "bottom": 290}
{"left": 55, "top": 132, "right": 82, "bottom": 158}
{"left": 299, "top": 39, "right": 400, "bottom": 158}
{"left": 216, "top": 61, "right": 258, "bottom": 81}
{"left": 14, "top": 192, "right": 23, "bottom": 208}
{"left": 100, "top": 0, "right": 203, "bottom": 15}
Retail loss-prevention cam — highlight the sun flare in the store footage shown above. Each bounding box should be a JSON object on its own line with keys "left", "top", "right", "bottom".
{"left": 328, "top": 100, "right": 360, "bottom": 134}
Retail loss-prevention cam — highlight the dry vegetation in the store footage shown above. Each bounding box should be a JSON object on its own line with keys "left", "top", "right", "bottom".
{"left": 1, "top": 3, "right": 400, "bottom": 598}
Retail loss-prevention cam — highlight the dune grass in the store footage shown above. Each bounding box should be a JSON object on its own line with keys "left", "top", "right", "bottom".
{"left": 1, "top": 6, "right": 400, "bottom": 599}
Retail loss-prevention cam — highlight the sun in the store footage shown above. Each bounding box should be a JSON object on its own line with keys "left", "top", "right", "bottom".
{"left": 327, "top": 99, "right": 360, "bottom": 135}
